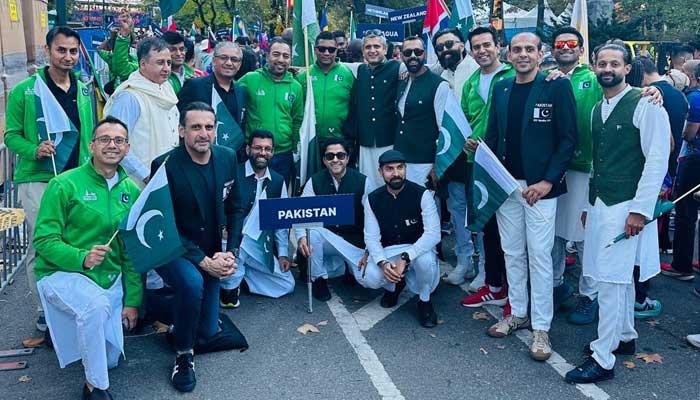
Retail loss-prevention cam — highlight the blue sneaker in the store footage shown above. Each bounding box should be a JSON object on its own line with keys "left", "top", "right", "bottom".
{"left": 568, "top": 296, "right": 598, "bottom": 325}
{"left": 634, "top": 299, "right": 662, "bottom": 319}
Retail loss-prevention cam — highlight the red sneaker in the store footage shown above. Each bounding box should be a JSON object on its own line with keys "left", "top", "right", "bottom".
{"left": 461, "top": 285, "right": 508, "bottom": 308}
{"left": 660, "top": 263, "right": 694, "bottom": 281}
{"left": 502, "top": 300, "right": 511, "bottom": 317}
{"left": 693, "top": 261, "right": 699, "bottom": 274}
{"left": 565, "top": 256, "right": 576, "bottom": 266}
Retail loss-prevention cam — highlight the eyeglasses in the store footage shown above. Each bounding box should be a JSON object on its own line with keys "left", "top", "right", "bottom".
{"left": 215, "top": 55, "right": 242, "bottom": 63}
{"left": 554, "top": 40, "right": 579, "bottom": 49}
{"left": 93, "top": 135, "right": 128, "bottom": 146}
{"left": 250, "top": 145, "right": 273, "bottom": 153}
{"left": 435, "top": 40, "right": 459, "bottom": 52}
{"left": 316, "top": 46, "right": 338, "bottom": 54}
{"left": 323, "top": 152, "right": 347, "bottom": 161}
{"left": 402, "top": 48, "right": 425, "bottom": 57}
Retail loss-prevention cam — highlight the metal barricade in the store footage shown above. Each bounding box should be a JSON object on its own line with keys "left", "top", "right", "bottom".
{"left": 0, "top": 143, "right": 27, "bottom": 293}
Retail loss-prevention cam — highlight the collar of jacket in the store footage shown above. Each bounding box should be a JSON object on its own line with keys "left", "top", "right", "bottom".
{"left": 83, "top": 158, "right": 131, "bottom": 186}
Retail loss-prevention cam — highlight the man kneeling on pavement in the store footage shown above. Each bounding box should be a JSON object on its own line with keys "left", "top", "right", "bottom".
{"left": 360, "top": 150, "right": 441, "bottom": 327}
{"left": 33, "top": 117, "right": 141, "bottom": 400}
{"left": 295, "top": 138, "right": 372, "bottom": 301}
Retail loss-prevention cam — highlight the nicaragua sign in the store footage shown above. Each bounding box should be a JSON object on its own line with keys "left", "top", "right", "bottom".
{"left": 388, "top": 6, "right": 427, "bottom": 24}
{"left": 357, "top": 23, "right": 405, "bottom": 42}
{"left": 259, "top": 194, "right": 355, "bottom": 230}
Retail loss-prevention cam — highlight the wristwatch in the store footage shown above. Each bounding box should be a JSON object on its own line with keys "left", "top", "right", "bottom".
{"left": 400, "top": 252, "right": 411, "bottom": 265}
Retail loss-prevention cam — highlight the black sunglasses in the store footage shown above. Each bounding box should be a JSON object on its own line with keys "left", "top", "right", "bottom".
{"left": 324, "top": 151, "right": 348, "bottom": 161}
{"left": 435, "top": 40, "right": 459, "bottom": 52}
{"left": 316, "top": 46, "right": 337, "bottom": 54}
{"left": 402, "top": 48, "right": 425, "bottom": 57}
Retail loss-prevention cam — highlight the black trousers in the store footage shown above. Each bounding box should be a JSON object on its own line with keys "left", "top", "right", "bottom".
{"left": 672, "top": 156, "right": 700, "bottom": 273}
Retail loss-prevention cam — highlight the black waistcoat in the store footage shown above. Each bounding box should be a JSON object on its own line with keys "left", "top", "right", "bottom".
{"left": 356, "top": 60, "right": 400, "bottom": 147}
{"left": 368, "top": 181, "right": 425, "bottom": 248}
{"left": 311, "top": 168, "right": 366, "bottom": 248}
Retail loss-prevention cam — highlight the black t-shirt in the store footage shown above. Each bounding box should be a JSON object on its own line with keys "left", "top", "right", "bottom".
{"left": 44, "top": 67, "right": 80, "bottom": 171}
{"left": 505, "top": 81, "right": 533, "bottom": 179}
{"left": 651, "top": 80, "right": 690, "bottom": 175}
{"left": 194, "top": 159, "right": 219, "bottom": 255}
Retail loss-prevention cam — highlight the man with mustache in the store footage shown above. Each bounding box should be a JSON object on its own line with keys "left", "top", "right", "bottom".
{"left": 566, "top": 44, "right": 671, "bottom": 384}
{"left": 219, "top": 130, "right": 295, "bottom": 306}
{"left": 5, "top": 26, "right": 95, "bottom": 335}
{"left": 394, "top": 35, "right": 453, "bottom": 187}
{"left": 238, "top": 39, "right": 303, "bottom": 185}
{"left": 483, "top": 32, "right": 577, "bottom": 362}
{"left": 360, "top": 150, "right": 441, "bottom": 327}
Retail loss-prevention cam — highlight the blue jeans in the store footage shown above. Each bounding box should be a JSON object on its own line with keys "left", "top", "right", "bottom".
{"left": 156, "top": 257, "right": 220, "bottom": 351}
{"left": 270, "top": 150, "right": 295, "bottom": 186}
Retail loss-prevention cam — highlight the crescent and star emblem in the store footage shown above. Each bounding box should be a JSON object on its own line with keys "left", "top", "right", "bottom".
{"left": 135, "top": 209, "right": 164, "bottom": 249}
{"left": 474, "top": 181, "right": 489, "bottom": 210}
{"left": 436, "top": 127, "right": 452, "bottom": 156}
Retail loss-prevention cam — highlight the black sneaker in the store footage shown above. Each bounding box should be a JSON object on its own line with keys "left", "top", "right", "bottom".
{"left": 584, "top": 339, "right": 635, "bottom": 356}
{"left": 312, "top": 278, "right": 331, "bottom": 301}
{"left": 565, "top": 357, "right": 614, "bottom": 384}
{"left": 171, "top": 352, "right": 196, "bottom": 392}
{"left": 36, "top": 315, "right": 47, "bottom": 332}
{"left": 81, "top": 384, "right": 113, "bottom": 400}
{"left": 417, "top": 300, "right": 438, "bottom": 328}
{"left": 380, "top": 279, "right": 406, "bottom": 308}
{"left": 220, "top": 287, "right": 240, "bottom": 309}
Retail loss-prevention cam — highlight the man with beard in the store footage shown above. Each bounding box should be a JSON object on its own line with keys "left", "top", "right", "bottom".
{"left": 483, "top": 32, "right": 577, "bottom": 362}
{"left": 360, "top": 150, "right": 441, "bottom": 327}
{"left": 296, "top": 31, "right": 355, "bottom": 143}
{"left": 454, "top": 27, "right": 512, "bottom": 296}
{"left": 219, "top": 130, "right": 295, "bottom": 305}
{"left": 334, "top": 31, "right": 348, "bottom": 62}
{"left": 432, "top": 29, "right": 479, "bottom": 101}
{"left": 151, "top": 102, "right": 239, "bottom": 392}
{"left": 394, "top": 35, "right": 452, "bottom": 186}
{"left": 295, "top": 138, "right": 371, "bottom": 301}
{"left": 565, "top": 44, "right": 670, "bottom": 384}
{"left": 239, "top": 39, "right": 303, "bottom": 184}
{"left": 177, "top": 42, "right": 248, "bottom": 155}
{"left": 5, "top": 26, "right": 95, "bottom": 334}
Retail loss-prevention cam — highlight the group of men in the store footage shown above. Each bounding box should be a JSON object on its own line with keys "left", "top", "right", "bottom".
{"left": 3, "top": 18, "right": 695, "bottom": 398}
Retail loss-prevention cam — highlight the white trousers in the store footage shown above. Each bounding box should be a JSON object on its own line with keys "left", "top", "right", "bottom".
{"left": 362, "top": 244, "right": 440, "bottom": 302}
{"left": 552, "top": 237, "right": 597, "bottom": 299}
{"left": 496, "top": 187, "right": 557, "bottom": 331}
{"left": 406, "top": 163, "right": 433, "bottom": 187}
{"left": 18, "top": 182, "right": 48, "bottom": 314}
{"left": 37, "top": 272, "right": 124, "bottom": 390}
{"left": 360, "top": 145, "right": 393, "bottom": 190}
{"left": 308, "top": 228, "right": 365, "bottom": 281}
{"left": 220, "top": 235, "right": 295, "bottom": 298}
{"left": 591, "top": 281, "right": 637, "bottom": 370}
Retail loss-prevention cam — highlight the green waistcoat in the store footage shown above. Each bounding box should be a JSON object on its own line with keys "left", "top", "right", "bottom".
{"left": 356, "top": 59, "right": 400, "bottom": 147}
{"left": 589, "top": 88, "right": 645, "bottom": 206}
{"left": 394, "top": 70, "right": 444, "bottom": 163}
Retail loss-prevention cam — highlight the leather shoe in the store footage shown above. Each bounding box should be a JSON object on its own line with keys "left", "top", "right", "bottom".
{"left": 380, "top": 279, "right": 406, "bottom": 308}
{"left": 417, "top": 300, "right": 438, "bottom": 328}
{"left": 82, "top": 384, "right": 114, "bottom": 400}
{"left": 565, "top": 357, "right": 614, "bottom": 383}
{"left": 583, "top": 339, "right": 635, "bottom": 356}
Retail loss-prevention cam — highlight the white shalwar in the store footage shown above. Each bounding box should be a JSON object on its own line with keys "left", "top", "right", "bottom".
{"left": 361, "top": 190, "right": 441, "bottom": 302}
{"left": 37, "top": 272, "right": 125, "bottom": 390}
{"left": 583, "top": 85, "right": 671, "bottom": 370}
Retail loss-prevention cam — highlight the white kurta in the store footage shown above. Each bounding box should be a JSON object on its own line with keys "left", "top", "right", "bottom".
{"left": 582, "top": 85, "right": 671, "bottom": 284}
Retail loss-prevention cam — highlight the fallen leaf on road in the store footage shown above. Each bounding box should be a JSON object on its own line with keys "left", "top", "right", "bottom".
{"left": 18, "top": 375, "right": 31, "bottom": 383}
{"left": 22, "top": 336, "right": 45, "bottom": 348}
{"left": 429, "top": 333, "right": 437, "bottom": 338}
{"left": 496, "top": 345, "right": 506, "bottom": 350}
{"left": 635, "top": 353, "right": 663, "bottom": 364}
{"left": 297, "top": 323, "right": 320, "bottom": 335}
{"left": 479, "top": 347, "right": 488, "bottom": 355}
{"left": 152, "top": 321, "right": 170, "bottom": 334}
{"left": 472, "top": 312, "right": 490, "bottom": 321}
{"left": 317, "top": 320, "right": 328, "bottom": 326}
{"left": 646, "top": 319, "right": 660, "bottom": 327}
{"left": 623, "top": 361, "right": 636, "bottom": 369}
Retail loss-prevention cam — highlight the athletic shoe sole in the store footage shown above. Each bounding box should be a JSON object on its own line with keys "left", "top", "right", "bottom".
{"left": 462, "top": 297, "right": 507, "bottom": 308}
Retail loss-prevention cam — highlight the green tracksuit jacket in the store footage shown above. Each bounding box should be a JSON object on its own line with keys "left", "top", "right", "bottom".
{"left": 239, "top": 67, "right": 304, "bottom": 153}
{"left": 296, "top": 63, "right": 355, "bottom": 140}
{"left": 4, "top": 68, "right": 94, "bottom": 183}
{"left": 33, "top": 161, "right": 143, "bottom": 307}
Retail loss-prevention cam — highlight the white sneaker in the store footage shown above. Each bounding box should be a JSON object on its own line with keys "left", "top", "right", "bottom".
{"left": 531, "top": 330, "right": 552, "bottom": 361}
{"left": 445, "top": 264, "right": 474, "bottom": 285}
{"left": 468, "top": 269, "right": 486, "bottom": 293}
{"left": 687, "top": 334, "right": 700, "bottom": 348}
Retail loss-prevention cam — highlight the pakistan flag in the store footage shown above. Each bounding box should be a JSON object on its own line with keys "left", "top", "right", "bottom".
{"left": 212, "top": 88, "right": 244, "bottom": 151}
{"left": 292, "top": 0, "right": 320, "bottom": 67}
{"left": 448, "top": 0, "right": 475, "bottom": 40}
{"left": 120, "top": 162, "right": 185, "bottom": 273}
{"left": 33, "top": 76, "right": 79, "bottom": 174}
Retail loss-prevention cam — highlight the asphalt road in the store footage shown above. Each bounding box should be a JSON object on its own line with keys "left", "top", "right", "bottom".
{"left": 1, "top": 234, "right": 699, "bottom": 400}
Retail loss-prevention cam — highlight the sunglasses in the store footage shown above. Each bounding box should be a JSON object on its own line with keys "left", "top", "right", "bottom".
{"left": 316, "top": 46, "right": 337, "bottom": 54}
{"left": 324, "top": 152, "right": 347, "bottom": 161}
{"left": 554, "top": 40, "right": 579, "bottom": 49}
{"left": 435, "top": 40, "right": 459, "bottom": 52}
{"left": 402, "top": 48, "right": 425, "bottom": 57}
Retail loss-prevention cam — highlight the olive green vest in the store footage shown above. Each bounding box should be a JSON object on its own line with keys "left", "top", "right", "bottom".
{"left": 589, "top": 88, "right": 645, "bottom": 206}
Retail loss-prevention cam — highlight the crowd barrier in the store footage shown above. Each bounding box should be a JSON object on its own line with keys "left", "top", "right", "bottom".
{"left": 0, "top": 144, "right": 27, "bottom": 294}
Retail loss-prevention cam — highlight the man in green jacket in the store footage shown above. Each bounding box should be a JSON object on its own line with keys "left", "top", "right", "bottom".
{"left": 296, "top": 31, "right": 355, "bottom": 144}
{"left": 4, "top": 26, "right": 94, "bottom": 333}
{"left": 34, "top": 116, "right": 142, "bottom": 400}
{"left": 239, "top": 38, "right": 304, "bottom": 184}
